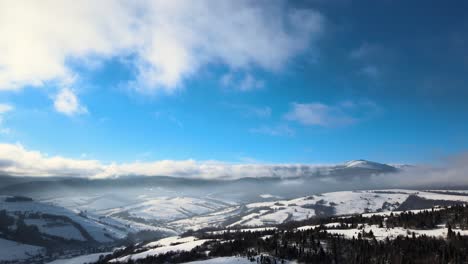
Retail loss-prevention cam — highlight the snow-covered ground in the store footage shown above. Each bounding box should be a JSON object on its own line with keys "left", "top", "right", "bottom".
{"left": 24, "top": 218, "right": 86, "bottom": 241}
{"left": 181, "top": 256, "right": 296, "bottom": 264}
{"left": 0, "top": 238, "right": 44, "bottom": 262}
{"left": 325, "top": 224, "right": 468, "bottom": 240}
{"left": 110, "top": 236, "right": 211, "bottom": 263}
{"left": 297, "top": 222, "right": 350, "bottom": 231}
{"left": 8, "top": 189, "right": 467, "bottom": 240}
{"left": 103, "top": 196, "right": 230, "bottom": 222}
{"left": 171, "top": 190, "right": 411, "bottom": 230}
{"left": 360, "top": 207, "right": 444, "bottom": 218}
{"left": 144, "top": 235, "right": 198, "bottom": 248}
{"left": 47, "top": 252, "right": 112, "bottom": 264}
{"left": 168, "top": 206, "right": 245, "bottom": 231}
{"left": 4, "top": 188, "right": 468, "bottom": 263}
{"left": 165, "top": 189, "right": 468, "bottom": 231}
{"left": 0, "top": 196, "right": 173, "bottom": 243}
{"left": 209, "top": 227, "right": 277, "bottom": 235}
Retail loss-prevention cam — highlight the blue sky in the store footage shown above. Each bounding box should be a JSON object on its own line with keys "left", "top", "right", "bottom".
{"left": 0, "top": 0, "right": 467, "bottom": 178}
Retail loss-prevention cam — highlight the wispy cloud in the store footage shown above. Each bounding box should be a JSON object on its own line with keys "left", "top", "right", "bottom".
{"left": 0, "top": 103, "right": 13, "bottom": 134}
{"left": 224, "top": 103, "right": 271, "bottom": 118}
{"left": 220, "top": 73, "right": 265, "bottom": 92}
{"left": 285, "top": 102, "right": 354, "bottom": 127}
{"left": 359, "top": 65, "right": 380, "bottom": 78}
{"left": 373, "top": 152, "right": 468, "bottom": 188}
{"left": 53, "top": 88, "right": 88, "bottom": 116}
{"left": 0, "top": 1, "right": 324, "bottom": 95}
{"left": 284, "top": 100, "right": 380, "bottom": 127}
{"left": 350, "top": 43, "right": 380, "bottom": 60}
{"left": 250, "top": 124, "right": 294, "bottom": 136}
{"left": 350, "top": 42, "right": 388, "bottom": 79}
{"left": 154, "top": 111, "right": 184, "bottom": 128}
{"left": 0, "top": 104, "right": 13, "bottom": 114}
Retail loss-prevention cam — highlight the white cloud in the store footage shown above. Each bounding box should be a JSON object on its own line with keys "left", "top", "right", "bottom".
{"left": 53, "top": 88, "right": 87, "bottom": 116}
{"left": 224, "top": 103, "right": 271, "bottom": 118}
{"left": 0, "top": 128, "right": 12, "bottom": 135}
{"left": 350, "top": 43, "right": 386, "bottom": 78}
{"left": 359, "top": 65, "right": 379, "bottom": 78}
{"left": 0, "top": 103, "right": 13, "bottom": 132}
{"left": 3, "top": 143, "right": 468, "bottom": 189}
{"left": 0, "top": 143, "right": 326, "bottom": 179}
{"left": 238, "top": 74, "right": 265, "bottom": 91}
{"left": 373, "top": 152, "right": 468, "bottom": 188}
{"left": 0, "top": 1, "right": 324, "bottom": 93}
{"left": 154, "top": 111, "right": 183, "bottom": 128}
{"left": 284, "top": 100, "right": 380, "bottom": 127}
{"left": 250, "top": 124, "right": 294, "bottom": 136}
{"left": 0, "top": 104, "right": 13, "bottom": 114}
{"left": 0, "top": 143, "right": 103, "bottom": 177}
{"left": 0, "top": 0, "right": 135, "bottom": 90}
{"left": 221, "top": 73, "right": 265, "bottom": 91}
{"left": 285, "top": 102, "right": 354, "bottom": 127}
{"left": 350, "top": 43, "right": 376, "bottom": 60}
{"left": 0, "top": 143, "right": 343, "bottom": 180}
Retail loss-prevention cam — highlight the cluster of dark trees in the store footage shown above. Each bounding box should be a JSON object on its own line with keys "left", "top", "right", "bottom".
{"left": 278, "top": 204, "right": 468, "bottom": 231}
{"left": 0, "top": 210, "right": 46, "bottom": 246}
{"left": 0, "top": 209, "right": 105, "bottom": 252}
{"left": 95, "top": 205, "right": 468, "bottom": 264}
{"left": 93, "top": 229, "right": 468, "bottom": 264}
{"left": 4, "top": 195, "right": 33, "bottom": 202}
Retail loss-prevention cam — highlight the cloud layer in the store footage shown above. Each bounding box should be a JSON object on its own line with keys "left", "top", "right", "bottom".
{"left": 1, "top": 143, "right": 468, "bottom": 189}
{"left": 0, "top": 0, "right": 323, "bottom": 93}
{"left": 0, "top": 143, "right": 325, "bottom": 179}
{"left": 285, "top": 100, "right": 381, "bottom": 127}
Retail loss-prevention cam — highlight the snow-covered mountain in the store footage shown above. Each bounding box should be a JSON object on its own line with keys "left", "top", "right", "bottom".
{"left": 0, "top": 160, "right": 452, "bottom": 263}
{"left": 315, "top": 159, "right": 399, "bottom": 179}
{"left": 0, "top": 195, "right": 176, "bottom": 263}
{"left": 344, "top": 159, "right": 397, "bottom": 171}
{"left": 4, "top": 189, "right": 467, "bottom": 243}
{"left": 2, "top": 188, "right": 468, "bottom": 263}
{"left": 167, "top": 189, "right": 468, "bottom": 232}
{"left": 57, "top": 204, "right": 468, "bottom": 264}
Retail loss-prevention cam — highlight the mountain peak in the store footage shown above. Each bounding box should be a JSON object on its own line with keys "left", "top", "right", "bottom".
{"left": 344, "top": 160, "right": 396, "bottom": 171}
{"left": 345, "top": 159, "right": 373, "bottom": 168}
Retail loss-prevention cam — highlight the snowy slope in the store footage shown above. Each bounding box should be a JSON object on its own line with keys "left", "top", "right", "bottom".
{"left": 47, "top": 252, "right": 112, "bottom": 264}
{"left": 182, "top": 257, "right": 259, "bottom": 264}
{"left": 181, "top": 256, "right": 295, "bottom": 264}
{"left": 24, "top": 218, "right": 86, "bottom": 241}
{"left": 168, "top": 189, "right": 468, "bottom": 231}
{"left": 110, "top": 236, "right": 211, "bottom": 263}
{"left": 325, "top": 224, "right": 468, "bottom": 240}
{"left": 344, "top": 160, "right": 393, "bottom": 170}
{"left": 0, "top": 196, "right": 174, "bottom": 243}
{"left": 168, "top": 205, "right": 247, "bottom": 232}
{"left": 0, "top": 238, "right": 44, "bottom": 262}
{"left": 104, "top": 196, "right": 231, "bottom": 222}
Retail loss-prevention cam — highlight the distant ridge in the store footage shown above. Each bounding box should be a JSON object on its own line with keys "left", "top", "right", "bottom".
{"left": 343, "top": 159, "right": 398, "bottom": 171}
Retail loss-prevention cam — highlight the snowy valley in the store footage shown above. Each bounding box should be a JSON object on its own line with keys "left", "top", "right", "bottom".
{"left": 2, "top": 161, "right": 468, "bottom": 263}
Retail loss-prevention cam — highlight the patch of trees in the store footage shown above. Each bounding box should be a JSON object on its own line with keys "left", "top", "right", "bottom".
{"left": 93, "top": 248, "right": 207, "bottom": 264}
{"left": 0, "top": 210, "right": 14, "bottom": 232}
{"left": 5, "top": 196, "right": 33, "bottom": 202}
{"left": 195, "top": 228, "right": 468, "bottom": 264}
{"left": 0, "top": 211, "right": 101, "bottom": 250}
{"left": 278, "top": 204, "right": 468, "bottom": 232}
{"left": 397, "top": 195, "right": 465, "bottom": 211}
{"left": 99, "top": 205, "right": 468, "bottom": 264}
